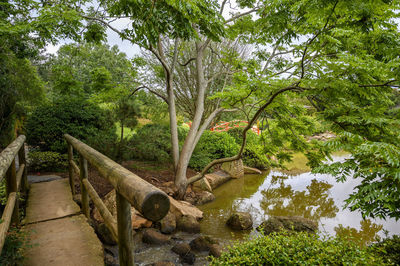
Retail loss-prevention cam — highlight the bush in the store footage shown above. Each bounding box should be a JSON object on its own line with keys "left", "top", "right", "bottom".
{"left": 0, "top": 227, "right": 31, "bottom": 265}
{"left": 128, "top": 124, "right": 172, "bottom": 162}
{"left": 190, "top": 131, "right": 240, "bottom": 171}
{"left": 26, "top": 97, "right": 116, "bottom": 153}
{"left": 27, "top": 151, "right": 68, "bottom": 172}
{"left": 210, "top": 231, "right": 388, "bottom": 265}
{"left": 227, "top": 128, "right": 269, "bottom": 169}
{"left": 370, "top": 235, "right": 400, "bottom": 265}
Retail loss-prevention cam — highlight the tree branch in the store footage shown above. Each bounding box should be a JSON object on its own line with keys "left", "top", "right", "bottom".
{"left": 187, "top": 84, "right": 302, "bottom": 184}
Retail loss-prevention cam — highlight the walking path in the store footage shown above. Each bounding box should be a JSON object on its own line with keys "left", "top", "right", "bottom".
{"left": 23, "top": 178, "right": 104, "bottom": 266}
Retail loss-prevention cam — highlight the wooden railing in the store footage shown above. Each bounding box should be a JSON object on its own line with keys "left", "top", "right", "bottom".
{"left": 64, "top": 134, "right": 170, "bottom": 266}
{"left": 0, "top": 135, "right": 28, "bottom": 254}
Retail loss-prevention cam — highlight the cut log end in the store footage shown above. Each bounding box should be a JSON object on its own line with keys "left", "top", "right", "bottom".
{"left": 141, "top": 191, "right": 170, "bottom": 222}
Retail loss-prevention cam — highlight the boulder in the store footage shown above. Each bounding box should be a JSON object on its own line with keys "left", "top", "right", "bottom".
{"left": 168, "top": 196, "right": 203, "bottom": 220}
{"left": 159, "top": 181, "right": 178, "bottom": 196}
{"left": 193, "top": 178, "right": 212, "bottom": 192}
{"left": 142, "top": 229, "right": 171, "bottom": 245}
{"left": 204, "top": 171, "right": 232, "bottom": 189}
{"left": 160, "top": 212, "right": 176, "bottom": 234}
{"left": 257, "top": 216, "right": 317, "bottom": 234}
{"left": 96, "top": 223, "right": 116, "bottom": 245}
{"left": 181, "top": 252, "right": 196, "bottom": 265}
{"left": 221, "top": 159, "right": 244, "bottom": 178}
{"left": 209, "top": 244, "right": 222, "bottom": 258}
{"left": 243, "top": 166, "right": 262, "bottom": 175}
{"left": 176, "top": 215, "right": 200, "bottom": 233}
{"left": 93, "top": 190, "right": 152, "bottom": 230}
{"left": 189, "top": 236, "right": 218, "bottom": 252}
{"left": 171, "top": 243, "right": 191, "bottom": 256}
{"left": 195, "top": 191, "right": 215, "bottom": 205}
{"left": 226, "top": 212, "right": 253, "bottom": 230}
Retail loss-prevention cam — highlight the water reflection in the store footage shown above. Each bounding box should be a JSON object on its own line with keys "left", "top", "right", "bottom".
{"left": 199, "top": 154, "right": 400, "bottom": 245}
{"left": 335, "top": 219, "right": 383, "bottom": 246}
{"left": 261, "top": 178, "right": 338, "bottom": 222}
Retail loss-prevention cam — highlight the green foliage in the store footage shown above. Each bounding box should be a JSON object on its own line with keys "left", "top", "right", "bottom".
{"left": 128, "top": 124, "right": 172, "bottom": 162}
{"left": 190, "top": 131, "right": 240, "bottom": 171}
{"left": 227, "top": 128, "right": 269, "bottom": 169}
{"left": 26, "top": 97, "right": 116, "bottom": 153}
{"left": 370, "top": 235, "right": 400, "bottom": 265}
{"left": 210, "top": 231, "right": 388, "bottom": 265}
{"left": 0, "top": 227, "right": 31, "bottom": 265}
{"left": 105, "top": 0, "right": 224, "bottom": 47}
{"left": 43, "top": 43, "right": 136, "bottom": 102}
{"left": 27, "top": 151, "right": 68, "bottom": 172}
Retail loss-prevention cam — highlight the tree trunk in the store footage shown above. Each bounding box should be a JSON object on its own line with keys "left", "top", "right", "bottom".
{"left": 167, "top": 78, "right": 180, "bottom": 170}
{"left": 174, "top": 42, "right": 208, "bottom": 199}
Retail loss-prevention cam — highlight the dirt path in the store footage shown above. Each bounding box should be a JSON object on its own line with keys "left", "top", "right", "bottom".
{"left": 23, "top": 178, "right": 104, "bottom": 266}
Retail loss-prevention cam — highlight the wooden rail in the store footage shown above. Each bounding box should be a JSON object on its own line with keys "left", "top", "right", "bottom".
{"left": 0, "top": 135, "right": 28, "bottom": 254}
{"left": 64, "top": 134, "right": 170, "bottom": 266}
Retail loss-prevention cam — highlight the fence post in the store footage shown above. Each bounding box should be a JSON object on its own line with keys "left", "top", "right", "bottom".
{"left": 18, "top": 143, "right": 29, "bottom": 194}
{"left": 68, "top": 144, "right": 75, "bottom": 195}
{"left": 79, "top": 155, "right": 90, "bottom": 218}
{"left": 116, "top": 192, "right": 134, "bottom": 266}
{"left": 6, "top": 159, "right": 18, "bottom": 225}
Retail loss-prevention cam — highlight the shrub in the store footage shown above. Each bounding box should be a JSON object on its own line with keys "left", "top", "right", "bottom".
{"left": 27, "top": 151, "right": 68, "bottom": 172}
{"left": 128, "top": 124, "right": 172, "bottom": 162}
{"left": 227, "top": 128, "right": 269, "bottom": 169}
{"left": 210, "top": 231, "right": 388, "bottom": 265}
{"left": 190, "top": 131, "right": 240, "bottom": 171}
{"left": 370, "top": 235, "right": 400, "bottom": 265}
{"left": 0, "top": 227, "right": 31, "bottom": 265}
{"left": 26, "top": 97, "right": 116, "bottom": 153}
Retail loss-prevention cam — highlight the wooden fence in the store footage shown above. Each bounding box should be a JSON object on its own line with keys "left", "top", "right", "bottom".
{"left": 0, "top": 135, "right": 28, "bottom": 254}
{"left": 64, "top": 134, "right": 170, "bottom": 266}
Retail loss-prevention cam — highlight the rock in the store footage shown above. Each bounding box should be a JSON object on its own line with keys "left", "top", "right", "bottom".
{"left": 193, "top": 177, "right": 212, "bottom": 192}
{"left": 96, "top": 223, "right": 117, "bottom": 245}
{"left": 180, "top": 252, "right": 196, "bottom": 265}
{"left": 176, "top": 215, "right": 201, "bottom": 233}
{"left": 243, "top": 166, "right": 262, "bottom": 175}
{"left": 171, "top": 243, "right": 191, "bottom": 256}
{"left": 204, "top": 171, "right": 232, "bottom": 189}
{"left": 132, "top": 213, "right": 153, "bottom": 230}
{"left": 221, "top": 159, "right": 244, "bottom": 178}
{"left": 159, "top": 181, "right": 178, "bottom": 196}
{"left": 160, "top": 212, "right": 176, "bottom": 234}
{"left": 209, "top": 244, "right": 222, "bottom": 258}
{"left": 257, "top": 216, "right": 317, "bottom": 234}
{"left": 93, "top": 190, "right": 152, "bottom": 229}
{"left": 189, "top": 236, "right": 218, "bottom": 252}
{"left": 142, "top": 229, "right": 171, "bottom": 245}
{"left": 104, "top": 253, "right": 118, "bottom": 266}
{"left": 168, "top": 196, "right": 203, "bottom": 220}
{"left": 195, "top": 191, "right": 215, "bottom": 205}
{"left": 226, "top": 212, "right": 253, "bottom": 230}
{"left": 151, "top": 262, "right": 175, "bottom": 266}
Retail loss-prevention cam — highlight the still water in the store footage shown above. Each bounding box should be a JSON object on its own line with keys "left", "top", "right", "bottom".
{"left": 199, "top": 154, "right": 400, "bottom": 246}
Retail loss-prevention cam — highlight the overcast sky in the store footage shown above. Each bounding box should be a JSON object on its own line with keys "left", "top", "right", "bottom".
{"left": 45, "top": 18, "right": 141, "bottom": 58}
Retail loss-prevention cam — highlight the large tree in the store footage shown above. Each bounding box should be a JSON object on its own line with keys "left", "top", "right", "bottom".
{"left": 50, "top": 0, "right": 400, "bottom": 218}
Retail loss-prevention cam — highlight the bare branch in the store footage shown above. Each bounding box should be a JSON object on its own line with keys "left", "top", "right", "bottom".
{"left": 179, "top": 57, "right": 196, "bottom": 67}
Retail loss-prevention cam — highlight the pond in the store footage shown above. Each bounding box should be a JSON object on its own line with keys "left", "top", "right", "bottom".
{"left": 199, "top": 154, "right": 400, "bottom": 246}
{"left": 132, "top": 154, "right": 399, "bottom": 265}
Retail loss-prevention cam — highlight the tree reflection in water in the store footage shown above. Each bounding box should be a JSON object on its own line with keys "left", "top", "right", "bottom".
{"left": 260, "top": 176, "right": 339, "bottom": 222}
{"left": 335, "top": 219, "right": 383, "bottom": 246}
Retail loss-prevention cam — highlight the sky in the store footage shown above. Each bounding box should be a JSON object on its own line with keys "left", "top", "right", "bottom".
{"left": 45, "top": 18, "right": 141, "bottom": 58}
